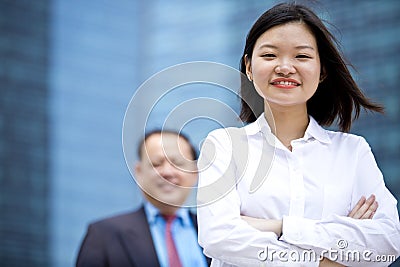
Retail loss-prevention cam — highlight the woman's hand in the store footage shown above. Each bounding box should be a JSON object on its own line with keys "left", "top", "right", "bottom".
{"left": 241, "top": 195, "right": 378, "bottom": 267}
{"left": 241, "top": 194, "right": 378, "bottom": 234}
{"left": 319, "top": 194, "right": 378, "bottom": 267}
{"left": 319, "top": 257, "right": 346, "bottom": 267}
{"left": 348, "top": 194, "right": 378, "bottom": 219}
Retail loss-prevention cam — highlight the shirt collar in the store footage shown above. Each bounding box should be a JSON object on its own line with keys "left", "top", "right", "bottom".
{"left": 244, "top": 113, "right": 331, "bottom": 144}
{"left": 244, "top": 112, "right": 269, "bottom": 136}
{"left": 304, "top": 116, "right": 331, "bottom": 144}
{"left": 143, "top": 201, "right": 192, "bottom": 227}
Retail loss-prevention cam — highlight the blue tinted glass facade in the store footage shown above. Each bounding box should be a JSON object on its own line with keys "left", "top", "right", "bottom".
{"left": 49, "top": 1, "right": 142, "bottom": 265}
{"left": 0, "top": 1, "right": 50, "bottom": 266}
{"left": 320, "top": 1, "right": 400, "bottom": 204}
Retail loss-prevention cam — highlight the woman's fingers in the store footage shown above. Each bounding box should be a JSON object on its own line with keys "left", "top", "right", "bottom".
{"left": 360, "top": 200, "right": 378, "bottom": 219}
{"left": 348, "top": 194, "right": 377, "bottom": 219}
{"left": 348, "top": 196, "right": 366, "bottom": 218}
{"left": 352, "top": 194, "right": 375, "bottom": 219}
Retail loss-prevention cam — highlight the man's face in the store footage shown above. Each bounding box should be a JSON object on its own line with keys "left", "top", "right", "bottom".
{"left": 135, "top": 133, "right": 198, "bottom": 210}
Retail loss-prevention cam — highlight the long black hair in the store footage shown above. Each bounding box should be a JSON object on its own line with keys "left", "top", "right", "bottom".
{"left": 239, "top": 2, "right": 383, "bottom": 132}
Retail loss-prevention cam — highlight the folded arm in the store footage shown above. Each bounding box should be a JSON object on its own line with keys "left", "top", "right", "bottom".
{"left": 197, "top": 130, "right": 320, "bottom": 266}
{"left": 281, "top": 138, "right": 400, "bottom": 266}
{"left": 242, "top": 195, "right": 379, "bottom": 266}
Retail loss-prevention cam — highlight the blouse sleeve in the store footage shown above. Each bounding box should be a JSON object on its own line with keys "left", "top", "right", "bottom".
{"left": 197, "top": 129, "right": 319, "bottom": 266}
{"left": 280, "top": 137, "right": 400, "bottom": 266}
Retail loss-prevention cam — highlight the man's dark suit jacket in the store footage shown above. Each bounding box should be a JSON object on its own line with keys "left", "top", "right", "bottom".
{"left": 76, "top": 206, "right": 210, "bottom": 267}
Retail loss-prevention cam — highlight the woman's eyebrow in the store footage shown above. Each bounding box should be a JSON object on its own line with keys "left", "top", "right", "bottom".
{"left": 258, "top": 44, "right": 277, "bottom": 49}
{"left": 258, "top": 44, "right": 315, "bottom": 50}
{"left": 295, "top": 45, "right": 315, "bottom": 50}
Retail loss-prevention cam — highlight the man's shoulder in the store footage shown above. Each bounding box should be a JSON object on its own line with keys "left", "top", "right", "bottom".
{"left": 89, "top": 206, "right": 146, "bottom": 230}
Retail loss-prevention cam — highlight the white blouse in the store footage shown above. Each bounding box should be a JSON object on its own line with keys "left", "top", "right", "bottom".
{"left": 197, "top": 114, "right": 400, "bottom": 267}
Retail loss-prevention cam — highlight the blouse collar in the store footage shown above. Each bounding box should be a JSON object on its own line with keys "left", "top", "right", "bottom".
{"left": 245, "top": 113, "right": 331, "bottom": 145}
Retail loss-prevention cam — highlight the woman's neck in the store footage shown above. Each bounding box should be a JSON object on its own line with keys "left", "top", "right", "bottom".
{"left": 264, "top": 102, "right": 309, "bottom": 149}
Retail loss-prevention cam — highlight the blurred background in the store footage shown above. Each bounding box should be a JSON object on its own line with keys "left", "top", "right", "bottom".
{"left": 1, "top": 0, "right": 399, "bottom": 266}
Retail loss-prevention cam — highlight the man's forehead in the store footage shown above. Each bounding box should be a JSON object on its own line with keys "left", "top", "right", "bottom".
{"left": 144, "top": 133, "right": 190, "bottom": 155}
{"left": 146, "top": 132, "right": 185, "bottom": 146}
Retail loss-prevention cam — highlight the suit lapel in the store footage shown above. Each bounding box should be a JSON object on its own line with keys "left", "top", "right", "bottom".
{"left": 189, "top": 212, "right": 198, "bottom": 230}
{"left": 118, "top": 207, "right": 160, "bottom": 267}
{"left": 117, "top": 207, "right": 210, "bottom": 267}
{"left": 189, "top": 212, "right": 212, "bottom": 266}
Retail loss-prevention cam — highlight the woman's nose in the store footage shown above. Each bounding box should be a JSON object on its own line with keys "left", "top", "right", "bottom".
{"left": 275, "top": 60, "right": 295, "bottom": 76}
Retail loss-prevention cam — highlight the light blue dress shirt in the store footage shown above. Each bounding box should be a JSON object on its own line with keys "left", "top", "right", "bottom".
{"left": 144, "top": 202, "right": 208, "bottom": 267}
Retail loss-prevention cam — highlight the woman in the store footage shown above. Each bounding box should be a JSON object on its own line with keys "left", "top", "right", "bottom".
{"left": 197, "top": 3, "right": 400, "bottom": 267}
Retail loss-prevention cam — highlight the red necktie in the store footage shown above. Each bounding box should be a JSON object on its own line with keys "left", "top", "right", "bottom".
{"left": 163, "top": 215, "right": 183, "bottom": 267}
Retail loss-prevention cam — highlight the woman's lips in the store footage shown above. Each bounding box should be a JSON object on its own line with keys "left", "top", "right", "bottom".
{"left": 271, "top": 78, "right": 300, "bottom": 89}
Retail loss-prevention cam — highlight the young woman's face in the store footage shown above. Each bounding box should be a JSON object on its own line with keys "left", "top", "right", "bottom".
{"left": 245, "top": 22, "right": 321, "bottom": 109}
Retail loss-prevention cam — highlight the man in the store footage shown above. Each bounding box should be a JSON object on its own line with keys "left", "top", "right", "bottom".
{"left": 76, "top": 130, "right": 210, "bottom": 267}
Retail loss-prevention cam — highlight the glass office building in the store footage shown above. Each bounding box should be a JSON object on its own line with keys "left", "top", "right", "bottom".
{"left": 1, "top": 1, "right": 51, "bottom": 266}
{"left": 1, "top": 1, "right": 399, "bottom": 266}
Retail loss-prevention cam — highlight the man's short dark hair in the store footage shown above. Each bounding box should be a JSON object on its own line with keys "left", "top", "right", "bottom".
{"left": 137, "top": 129, "right": 198, "bottom": 160}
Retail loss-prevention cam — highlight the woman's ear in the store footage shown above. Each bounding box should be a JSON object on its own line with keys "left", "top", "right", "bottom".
{"left": 244, "top": 54, "right": 253, "bottom": 82}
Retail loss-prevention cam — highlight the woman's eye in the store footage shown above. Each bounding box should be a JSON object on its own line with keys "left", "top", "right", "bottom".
{"left": 261, "top": 53, "right": 276, "bottom": 58}
{"left": 296, "top": 54, "right": 312, "bottom": 59}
